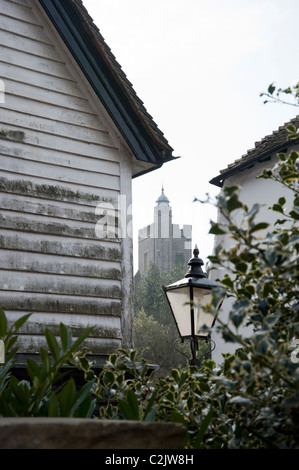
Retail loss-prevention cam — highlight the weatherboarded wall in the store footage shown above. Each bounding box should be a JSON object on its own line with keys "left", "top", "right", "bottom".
{"left": 0, "top": 0, "right": 134, "bottom": 362}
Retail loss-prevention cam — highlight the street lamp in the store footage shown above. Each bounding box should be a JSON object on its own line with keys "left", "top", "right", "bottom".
{"left": 163, "top": 245, "right": 222, "bottom": 366}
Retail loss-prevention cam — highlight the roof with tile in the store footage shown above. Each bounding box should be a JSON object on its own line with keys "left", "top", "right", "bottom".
{"left": 210, "top": 117, "right": 299, "bottom": 187}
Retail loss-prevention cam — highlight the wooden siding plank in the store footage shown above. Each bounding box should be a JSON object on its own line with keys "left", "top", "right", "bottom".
{"left": 0, "top": 124, "right": 120, "bottom": 164}
{"left": 0, "top": 108, "right": 112, "bottom": 146}
{"left": 8, "top": 1, "right": 30, "bottom": 8}
{"left": 0, "top": 1, "right": 38, "bottom": 25}
{"left": 0, "top": 175, "right": 119, "bottom": 205}
{"left": 0, "top": 231, "right": 122, "bottom": 261}
{"left": 0, "top": 29, "right": 63, "bottom": 62}
{"left": 0, "top": 250, "right": 121, "bottom": 280}
{"left": 0, "top": 130, "right": 120, "bottom": 173}
{"left": 4, "top": 77, "right": 93, "bottom": 113}
{"left": 3, "top": 91, "right": 109, "bottom": 129}
{"left": 0, "top": 45, "right": 70, "bottom": 78}
{"left": 0, "top": 291, "right": 122, "bottom": 316}
{"left": 0, "top": 11, "right": 50, "bottom": 43}
{"left": 6, "top": 311, "right": 122, "bottom": 340}
{"left": 0, "top": 271, "right": 122, "bottom": 298}
{"left": 0, "top": 211, "right": 120, "bottom": 242}
{"left": 0, "top": 193, "right": 111, "bottom": 225}
{"left": 13, "top": 335, "right": 121, "bottom": 355}
{"left": 0, "top": 152, "right": 120, "bottom": 190}
{"left": 0, "top": 61, "right": 82, "bottom": 98}
{"left": 0, "top": 195, "right": 120, "bottom": 239}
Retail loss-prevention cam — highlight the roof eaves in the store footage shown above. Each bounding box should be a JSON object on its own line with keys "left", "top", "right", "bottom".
{"left": 210, "top": 118, "right": 299, "bottom": 187}
{"left": 209, "top": 141, "right": 290, "bottom": 187}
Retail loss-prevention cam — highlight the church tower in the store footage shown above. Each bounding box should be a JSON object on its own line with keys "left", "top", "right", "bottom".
{"left": 138, "top": 187, "right": 192, "bottom": 276}
{"left": 154, "top": 186, "right": 172, "bottom": 239}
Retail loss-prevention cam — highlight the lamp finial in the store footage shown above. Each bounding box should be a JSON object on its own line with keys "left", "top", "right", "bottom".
{"left": 193, "top": 245, "right": 199, "bottom": 257}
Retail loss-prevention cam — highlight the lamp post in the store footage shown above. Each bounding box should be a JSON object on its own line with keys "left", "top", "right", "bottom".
{"left": 163, "top": 245, "right": 222, "bottom": 366}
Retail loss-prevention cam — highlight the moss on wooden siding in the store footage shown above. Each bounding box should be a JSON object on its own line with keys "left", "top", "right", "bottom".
{"left": 0, "top": 233, "right": 121, "bottom": 262}
{"left": 0, "top": 295, "right": 122, "bottom": 317}
{"left": 0, "top": 129, "right": 25, "bottom": 143}
{"left": 0, "top": 177, "right": 116, "bottom": 205}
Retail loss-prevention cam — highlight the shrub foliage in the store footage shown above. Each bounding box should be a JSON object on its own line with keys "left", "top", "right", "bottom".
{"left": 0, "top": 146, "right": 298, "bottom": 449}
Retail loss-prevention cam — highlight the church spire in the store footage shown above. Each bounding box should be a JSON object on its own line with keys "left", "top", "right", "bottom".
{"left": 156, "top": 184, "right": 170, "bottom": 205}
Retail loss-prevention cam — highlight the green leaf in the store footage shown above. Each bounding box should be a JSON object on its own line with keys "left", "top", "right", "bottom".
{"left": 209, "top": 223, "right": 226, "bottom": 235}
{"left": 245, "top": 285, "right": 255, "bottom": 297}
{"left": 47, "top": 394, "right": 59, "bottom": 417}
{"left": 289, "top": 150, "right": 298, "bottom": 164}
{"left": 267, "top": 82, "right": 276, "bottom": 95}
{"left": 230, "top": 310, "right": 247, "bottom": 329}
{"left": 277, "top": 232, "right": 289, "bottom": 246}
{"left": 13, "top": 314, "right": 31, "bottom": 331}
{"left": 57, "top": 378, "right": 76, "bottom": 416}
{"left": 129, "top": 349, "right": 137, "bottom": 362}
{"left": 10, "top": 380, "right": 31, "bottom": 407}
{"left": 144, "top": 387, "right": 159, "bottom": 421}
{"left": 171, "top": 369, "right": 180, "bottom": 383}
{"left": 249, "top": 222, "right": 269, "bottom": 233}
{"left": 118, "top": 389, "right": 143, "bottom": 420}
{"left": 280, "top": 170, "right": 298, "bottom": 182}
{"left": 59, "top": 323, "right": 72, "bottom": 353}
{"left": 69, "top": 327, "right": 94, "bottom": 355}
{"left": 69, "top": 380, "right": 95, "bottom": 417}
{"left": 221, "top": 275, "right": 234, "bottom": 289}
{"left": 287, "top": 124, "right": 297, "bottom": 134}
{"left": 199, "top": 381, "right": 210, "bottom": 392}
{"left": 226, "top": 195, "right": 243, "bottom": 213}
{"left": 169, "top": 410, "right": 187, "bottom": 428}
{"left": 257, "top": 299, "right": 269, "bottom": 316}
{"left": 0, "top": 309, "right": 7, "bottom": 338}
{"left": 278, "top": 153, "right": 287, "bottom": 161}
{"left": 26, "top": 358, "right": 42, "bottom": 383}
{"left": 289, "top": 209, "right": 299, "bottom": 220}
{"left": 103, "top": 370, "right": 115, "bottom": 386}
{"left": 278, "top": 197, "right": 286, "bottom": 206}
{"left": 40, "top": 348, "right": 51, "bottom": 379}
{"left": 223, "top": 185, "right": 240, "bottom": 196}
{"left": 235, "top": 262, "right": 248, "bottom": 273}
{"left": 247, "top": 203, "right": 261, "bottom": 222}
{"left": 272, "top": 204, "right": 284, "bottom": 213}
{"left": 45, "top": 329, "right": 60, "bottom": 362}
{"left": 193, "top": 408, "right": 213, "bottom": 448}
{"left": 126, "top": 389, "right": 142, "bottom": 419}
{"left": 257, "top": 339, "right": 269, "bottom": 354}
{"left": 257, "top": 169, "right": 272, "bottom": 179}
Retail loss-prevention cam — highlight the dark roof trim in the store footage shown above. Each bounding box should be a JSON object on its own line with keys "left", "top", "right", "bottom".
{"left": 39, "top": 0, "right": 174, "bottom": 170}
{"left": 209, "top": 142, "right": 289, "bottom": 187}
{"left": 210, "top": 118, "right": 299, "bottom": 187}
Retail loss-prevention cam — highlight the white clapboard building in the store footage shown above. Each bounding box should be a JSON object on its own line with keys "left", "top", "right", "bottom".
{"left": 0, "top": 0, "right": 177, "bottom": 366}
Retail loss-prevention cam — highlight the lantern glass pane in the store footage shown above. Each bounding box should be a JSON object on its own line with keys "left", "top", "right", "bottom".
{"left": 165, "top": 286, "right": 215, "bottom": 339}
{"left": 165, "top": 286, "right": 191, "bottom": 338}
{"left": 193, "top": 288, "right": 213, "bottom": 337}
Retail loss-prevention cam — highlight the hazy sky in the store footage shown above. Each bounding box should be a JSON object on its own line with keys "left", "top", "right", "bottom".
{"left": 82, "top": 0, "right": 298, "bottom": 272}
